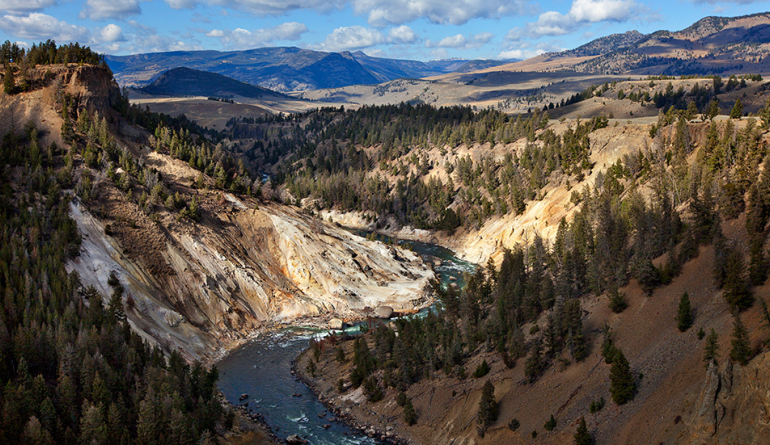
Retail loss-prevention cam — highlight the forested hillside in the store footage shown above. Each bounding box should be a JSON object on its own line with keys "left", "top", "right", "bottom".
{"left": 0, "top": 46, "right": 228, "bottom": 444}
{"left": 294, "top": 93, "right": 770, "bottom": 443}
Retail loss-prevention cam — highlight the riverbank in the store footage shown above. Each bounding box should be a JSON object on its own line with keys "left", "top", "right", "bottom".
{"left": 219, "top": 394, "right": 283, "bottom": 445}
{"left": 293, "top": 344, "right": 409, "bottom": 445}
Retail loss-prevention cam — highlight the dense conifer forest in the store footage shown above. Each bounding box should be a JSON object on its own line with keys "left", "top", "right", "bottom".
{"left": 1, "top": 42, "right": 228, "bottom": 445}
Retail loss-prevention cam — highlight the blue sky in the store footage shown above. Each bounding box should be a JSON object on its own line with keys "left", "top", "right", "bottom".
{"left": 0, "top": 0, "right": 769, "bottom": 60}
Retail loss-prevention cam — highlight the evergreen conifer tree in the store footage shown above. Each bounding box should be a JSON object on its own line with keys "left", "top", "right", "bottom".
{"left": 704, "top": 328, "right": 719, "bottom": 367}
{"left": 3, "top": 64, "right": 14, "bottom": 95}
{"left": 730, "top": 98, "right": 744, "bottom": 119}
{"left": 477, "top": 381, "right": 497, "bottom": 436}
{"left": 730, "top": 313, "right": 751, "bottom": 366}
{"left": 676, "top": 292, "right": 693, "bottom": 332}
{"left": 524, "top": 337, "right": 544, "bottom": 383}
{"left": 574, "top": 416, "right": 592, "bottom": 445}
{"left": 609, "top": 348, "right": 635, "bottom": 405}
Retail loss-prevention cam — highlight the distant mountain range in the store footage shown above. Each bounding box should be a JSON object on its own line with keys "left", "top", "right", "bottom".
{"left": 505, "top": 12, "right": 770, "bottom": 75}
{"left": 106, "top": 47, "right": 516, "bottom": 92}
{"left": 108, "top": 12, "right": 770, "bottom": 96}
{"left": 574, "top": 12, "right": 770, "bottom": 74}
{"left": 139, "top": 67, "right": 289, "bottom": 100}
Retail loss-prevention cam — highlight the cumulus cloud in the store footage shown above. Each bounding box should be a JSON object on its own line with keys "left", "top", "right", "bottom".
{"left": 569, "top": 0, "right": 638, "bottom": 22}
{"left": 388, "top": 25, "right": 416, "bottom": 44}
{"left": 320, "top": 26, "right": 385, "bottom": 51}
{"left": 498, "top": 41, "right": 563, "bottom": 60}
{"left": 164, "top": 0, "right": 345, "bottom": 14}
{"left": 97, "top": 24, "right": 126, "bottom": 43}
{"left": 521, "top": 11, "right": 576, "bottom": 37}
{"left": 426, "top": 32, "right": 493, "bottom": 50}
{"left": 160, "top": 0, "right": 527, "bottom": 26}
{"left": 80, "top": 0, "right": 141, "bottom": 20}
{"left": 0, "top": 13, "right": 90, "bottom": 42}
{"left": 317, "top": 24, "right": 422, "bottom": 51}
{"left": 356, "top": 0, "right": 529, "bottom": 27}
{"left": 0, "top": 0, "right": 56, "bottom": 14}
{"left": 508, "top": 0, "right": 641, "bottom": 40}
{"left": 207, "top": 22, "right": 309, "bottom": 49}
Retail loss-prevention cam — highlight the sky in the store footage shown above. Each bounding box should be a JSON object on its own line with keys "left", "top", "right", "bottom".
{"left": 0, "top": 0, "right": 769, "bottom": 61}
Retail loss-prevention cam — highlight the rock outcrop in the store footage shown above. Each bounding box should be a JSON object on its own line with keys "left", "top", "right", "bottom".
{"left": 68, "top": 196, "right": 433, "bottom": 362}
{"left": 685, "top": 352, "right": 770, "bottom": 444}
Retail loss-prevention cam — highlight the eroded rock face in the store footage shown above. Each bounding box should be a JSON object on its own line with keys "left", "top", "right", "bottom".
{"left": 67, "top": 198, "right": 433, "bottom": 362}
{"left": 685, "top": 353, "right": 770, "bottom": 444}
{"left": 374, "top": 306, "right": 393, "bottom": 319}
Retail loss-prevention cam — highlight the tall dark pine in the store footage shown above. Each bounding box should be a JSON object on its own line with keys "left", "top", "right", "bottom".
{"left": 730, "top": 314, "right": 751, "bottom": 366}
{"left": 676, "top": 292, "right": 693, "bottom": 332}
{"left": 574, "top": 416, "right": 593, "bottom": 445}
{"left": 704, "top": 328, "right": 720, "bottom": 367}
{"left": 609, "top": 348, "right": 636, "bottom": 405}
{"left": 477, "top": 381, "right": 497, "bottom": 437}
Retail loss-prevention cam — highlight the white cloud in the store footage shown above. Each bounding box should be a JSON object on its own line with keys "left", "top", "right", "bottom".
{"left": 111, "top": 22, "right": 204, "bottom": 54}
{"left": 208, "top": 22, "right": 309, "bottom": 49}
{"left": 388, "top": 25, "right": 416, "bottom": 44}
{"left": 569, "top": 0, "right": 637, "bottom": 22}
{"left": 498, "top": 48, "right": 544, "bottom": 60}
{"left": 80, "top": 0, "right": 141, "bottom": 20}
{"left": 355, "top": 0, "right": 529, "bottom": 26}
{"left": 508, "top": 0, "right": 640, "bottom": 41}
{"left": 0, "top": 13, "right": 90, "bottom": 42}
{"left": 0, "top": 0, "right": 56, "bottom": 14}
{"left": 524, "top": 11, "right": 576, "bottom": 37}
{"left": 320, "top": 25, "right": 385, "bottom": 51}
{"left": 164, "top": 0, "right": 345, "bottom": 14}
{"left": 271, "top": 22, "right": 309, "bottom": 40}
{"left": 98, "top": 24, "right": 125, "bottom": 43}
{"left": 427, "top": 32, "right": 492, "bottom": 50}
{"left": 160, "top": 0, "right": 527, "bottom": 26}
{"left": 317, "top": 24, "right": 423, "bottom": 52}
{"left": 498, "top": 41, "right": 563, "bottom": 60}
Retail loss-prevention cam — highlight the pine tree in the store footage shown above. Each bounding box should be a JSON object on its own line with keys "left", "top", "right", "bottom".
{"left": 706, "top": 99, "right": 720, "bottom": 120}
{"left": 574, "top": 416, "right": 592, "bottom": 445}
{"left": 403, "top": 398, "right": 417, "bottom": 425}
{"left": 609, "top": 348, "right": 635, "bottom": 405}
{"left": 544, "top": 414, "right": 556, "bottom": 431}
{"left": 676, "top": 292, "right": 693, "bottom": 332}
{"left": 729, "top": 314, "right": 751, "bottom": 366}
{"left": 608, "top": 287, "right": 628, "bottom": 313}
{"left": 730, "top": 98, "right": 744, "bottom": 119}
{"left": 3, "top": 64, "right": 14, "bottom": 95}
{"left": 760, "top": 298, "right": 770, "bottom": 344}
{"left": 79, "top": 403, "right": 108, "bottom": 445}
{"left": 704, "top": 328, "right": 719, "bottom": 367}
{"left": 477, "top": 380, "right": 497, "bottom": 436}
{"left": 108, "top": 287, "right": 126, "bottom": 325}
{"left": 524, "top": 337, "right": 544, "bottom": 383}
{"left": 723, "top": 248, "right": 753, "bottom": 311}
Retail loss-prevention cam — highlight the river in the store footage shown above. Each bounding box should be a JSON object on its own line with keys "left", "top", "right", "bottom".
{"left": 216, "top": 235, "right": 475, "bottom": 444}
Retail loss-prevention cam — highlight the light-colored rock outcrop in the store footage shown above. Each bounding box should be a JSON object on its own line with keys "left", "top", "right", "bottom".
{"left": 68, "top": 197, "right": 433, "bottom": 363}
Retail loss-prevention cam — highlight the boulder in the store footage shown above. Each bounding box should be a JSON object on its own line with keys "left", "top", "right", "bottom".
{"left": 329, "top": 318, "right": 345, "bottom": 330}
{"left": 286, "top": 434, "right": 307, "bottom": 444}
{"left": 374, "top": 306, "right": 394, "bottom": 319}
